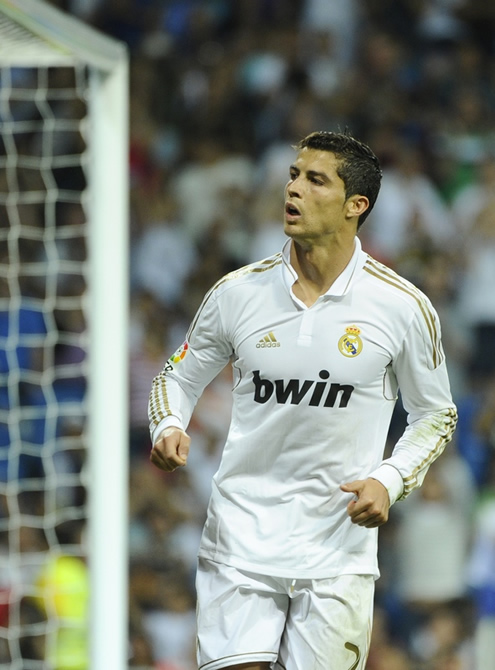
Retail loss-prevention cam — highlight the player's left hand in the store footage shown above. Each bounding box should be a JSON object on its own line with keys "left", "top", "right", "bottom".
{"left": 340, "top": 478, "right": 390, "bottom": 528}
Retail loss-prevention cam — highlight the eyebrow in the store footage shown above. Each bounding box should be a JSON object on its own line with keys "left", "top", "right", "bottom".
{"left": 290, "top": 165, "right": 329, "bottom": 181}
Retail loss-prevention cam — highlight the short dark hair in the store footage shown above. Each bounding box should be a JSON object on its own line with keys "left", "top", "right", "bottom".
{"left": 295, "top": 131, "right": 382, "bottom": 229}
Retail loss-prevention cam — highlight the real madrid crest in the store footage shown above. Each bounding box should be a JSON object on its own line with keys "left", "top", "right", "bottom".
{"left": 338, "top": 325, "right": 363, "bottom": 358}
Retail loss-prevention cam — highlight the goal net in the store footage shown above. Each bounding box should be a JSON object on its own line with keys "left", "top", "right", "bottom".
{"left": 0, "top": 1, "right": 128, "bottom": 668}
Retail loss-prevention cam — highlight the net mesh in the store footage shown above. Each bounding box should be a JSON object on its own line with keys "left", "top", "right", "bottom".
{"left": 0, "top": 63, "right": 90, "bottom": 668}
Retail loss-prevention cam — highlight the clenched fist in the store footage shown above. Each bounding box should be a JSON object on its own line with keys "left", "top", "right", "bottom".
{"left": 150, "top": 426, "right": 191, "bottom": 472}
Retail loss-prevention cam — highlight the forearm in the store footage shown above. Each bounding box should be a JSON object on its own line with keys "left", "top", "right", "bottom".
{"left": 372, "top": 405, "right": 458, "bottom": 501}
{"left": 148, "top": 368, "right": 198, "bottom": 443}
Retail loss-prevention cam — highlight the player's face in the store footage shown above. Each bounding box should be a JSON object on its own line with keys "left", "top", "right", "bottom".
{"left": 284, "top": 148, "right": 356, "bottom": 244}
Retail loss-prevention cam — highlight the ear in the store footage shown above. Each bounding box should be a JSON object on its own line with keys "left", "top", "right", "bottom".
{"left": 345, "top": 195, "right": 369, "bottom": 219}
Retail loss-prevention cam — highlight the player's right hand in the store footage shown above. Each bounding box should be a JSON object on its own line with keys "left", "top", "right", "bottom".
{"left": 150, "top": 426, "right": 191, "bottom": 472}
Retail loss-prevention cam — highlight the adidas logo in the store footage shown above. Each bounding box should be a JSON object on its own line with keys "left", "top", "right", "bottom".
{"left": 256, "top": 331, "right": 281, "bottom": 348}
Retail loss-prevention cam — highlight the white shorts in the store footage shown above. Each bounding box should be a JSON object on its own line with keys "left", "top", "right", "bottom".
{"left": 196, "top": 558, "right": 375, "bottom": 670}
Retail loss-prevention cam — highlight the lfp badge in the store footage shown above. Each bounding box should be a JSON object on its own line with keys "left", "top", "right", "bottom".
{"left": 338, "top": 325, "right": 363, "bottom": 358}
{"left": 171, "top": 341, "right": 189, "bottom": 364}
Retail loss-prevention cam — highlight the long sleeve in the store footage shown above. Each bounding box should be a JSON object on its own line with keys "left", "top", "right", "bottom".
{"left": 148, "top": 286, "right": 233, "bottom": 444}
{"left": 369, "top": 304, "right": 458, "bottom": 502}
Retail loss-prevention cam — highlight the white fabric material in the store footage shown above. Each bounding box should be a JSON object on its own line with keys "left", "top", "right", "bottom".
{"left": 149, "top": 239, "right": 457, "bottom": 579}
{"left": 196, "top": 558, "right": 374, "bottom": 670}
{"left": 369, "top": 464, "right": 404, "bottom": 506}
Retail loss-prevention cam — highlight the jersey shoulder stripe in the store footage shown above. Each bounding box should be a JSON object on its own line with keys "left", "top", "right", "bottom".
{"left": 215, "top": 254, "right": 283, "bottom": 290}
{"left": 187, "top": 254, "right": 283, "bottom": 338}
{"left": 363, "top": 256, "right": 443, "bottom": 369}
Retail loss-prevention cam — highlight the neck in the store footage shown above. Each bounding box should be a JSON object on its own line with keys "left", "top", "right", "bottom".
{"left": 289, "top": 237, "right": 356, "bottom": 307}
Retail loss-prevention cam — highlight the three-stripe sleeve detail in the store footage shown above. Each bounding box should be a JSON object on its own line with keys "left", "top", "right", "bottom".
{"left": 149, "top": 369, "right": 173, "bottom": 427}
{"left": 401, "top": 407, "right": 458, "bottom": 497}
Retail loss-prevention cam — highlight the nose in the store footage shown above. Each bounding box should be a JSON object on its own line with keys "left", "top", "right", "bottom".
{"left": 286, "top": 177, "right": 301, "bottom": 198}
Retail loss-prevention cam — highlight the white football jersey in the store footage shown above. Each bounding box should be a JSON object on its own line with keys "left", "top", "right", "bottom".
{"left": 149, "top": 238, "right": 457, "bottom": 579}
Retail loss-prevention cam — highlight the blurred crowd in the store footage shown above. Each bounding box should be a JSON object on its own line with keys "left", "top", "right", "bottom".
{"left": 2, "top": 0, "right": 495, "bottom": 668}
{"left": 93, "top": 1, "right": 495, "bottom": 669}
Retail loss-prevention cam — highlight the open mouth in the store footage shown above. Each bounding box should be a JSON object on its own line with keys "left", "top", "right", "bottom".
{"left": 285, "top": 202, "right": 300, "bottom": 217}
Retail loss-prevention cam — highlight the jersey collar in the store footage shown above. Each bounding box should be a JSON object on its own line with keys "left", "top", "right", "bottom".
{"left": 281, "top": 236, "right": 366, "bottom": 299}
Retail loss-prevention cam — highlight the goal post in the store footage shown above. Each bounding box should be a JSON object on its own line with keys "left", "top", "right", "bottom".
{"left": 0, "top": 1, "right": 129, "bottom": 668}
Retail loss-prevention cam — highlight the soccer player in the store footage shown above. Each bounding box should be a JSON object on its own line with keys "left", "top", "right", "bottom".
{"left": 148, "top": 131, "right": 458, "bottom": 670}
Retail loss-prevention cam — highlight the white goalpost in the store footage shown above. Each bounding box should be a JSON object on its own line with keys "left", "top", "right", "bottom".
{"left": 0, "top": 1, "right": 129, "bottom": 668}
